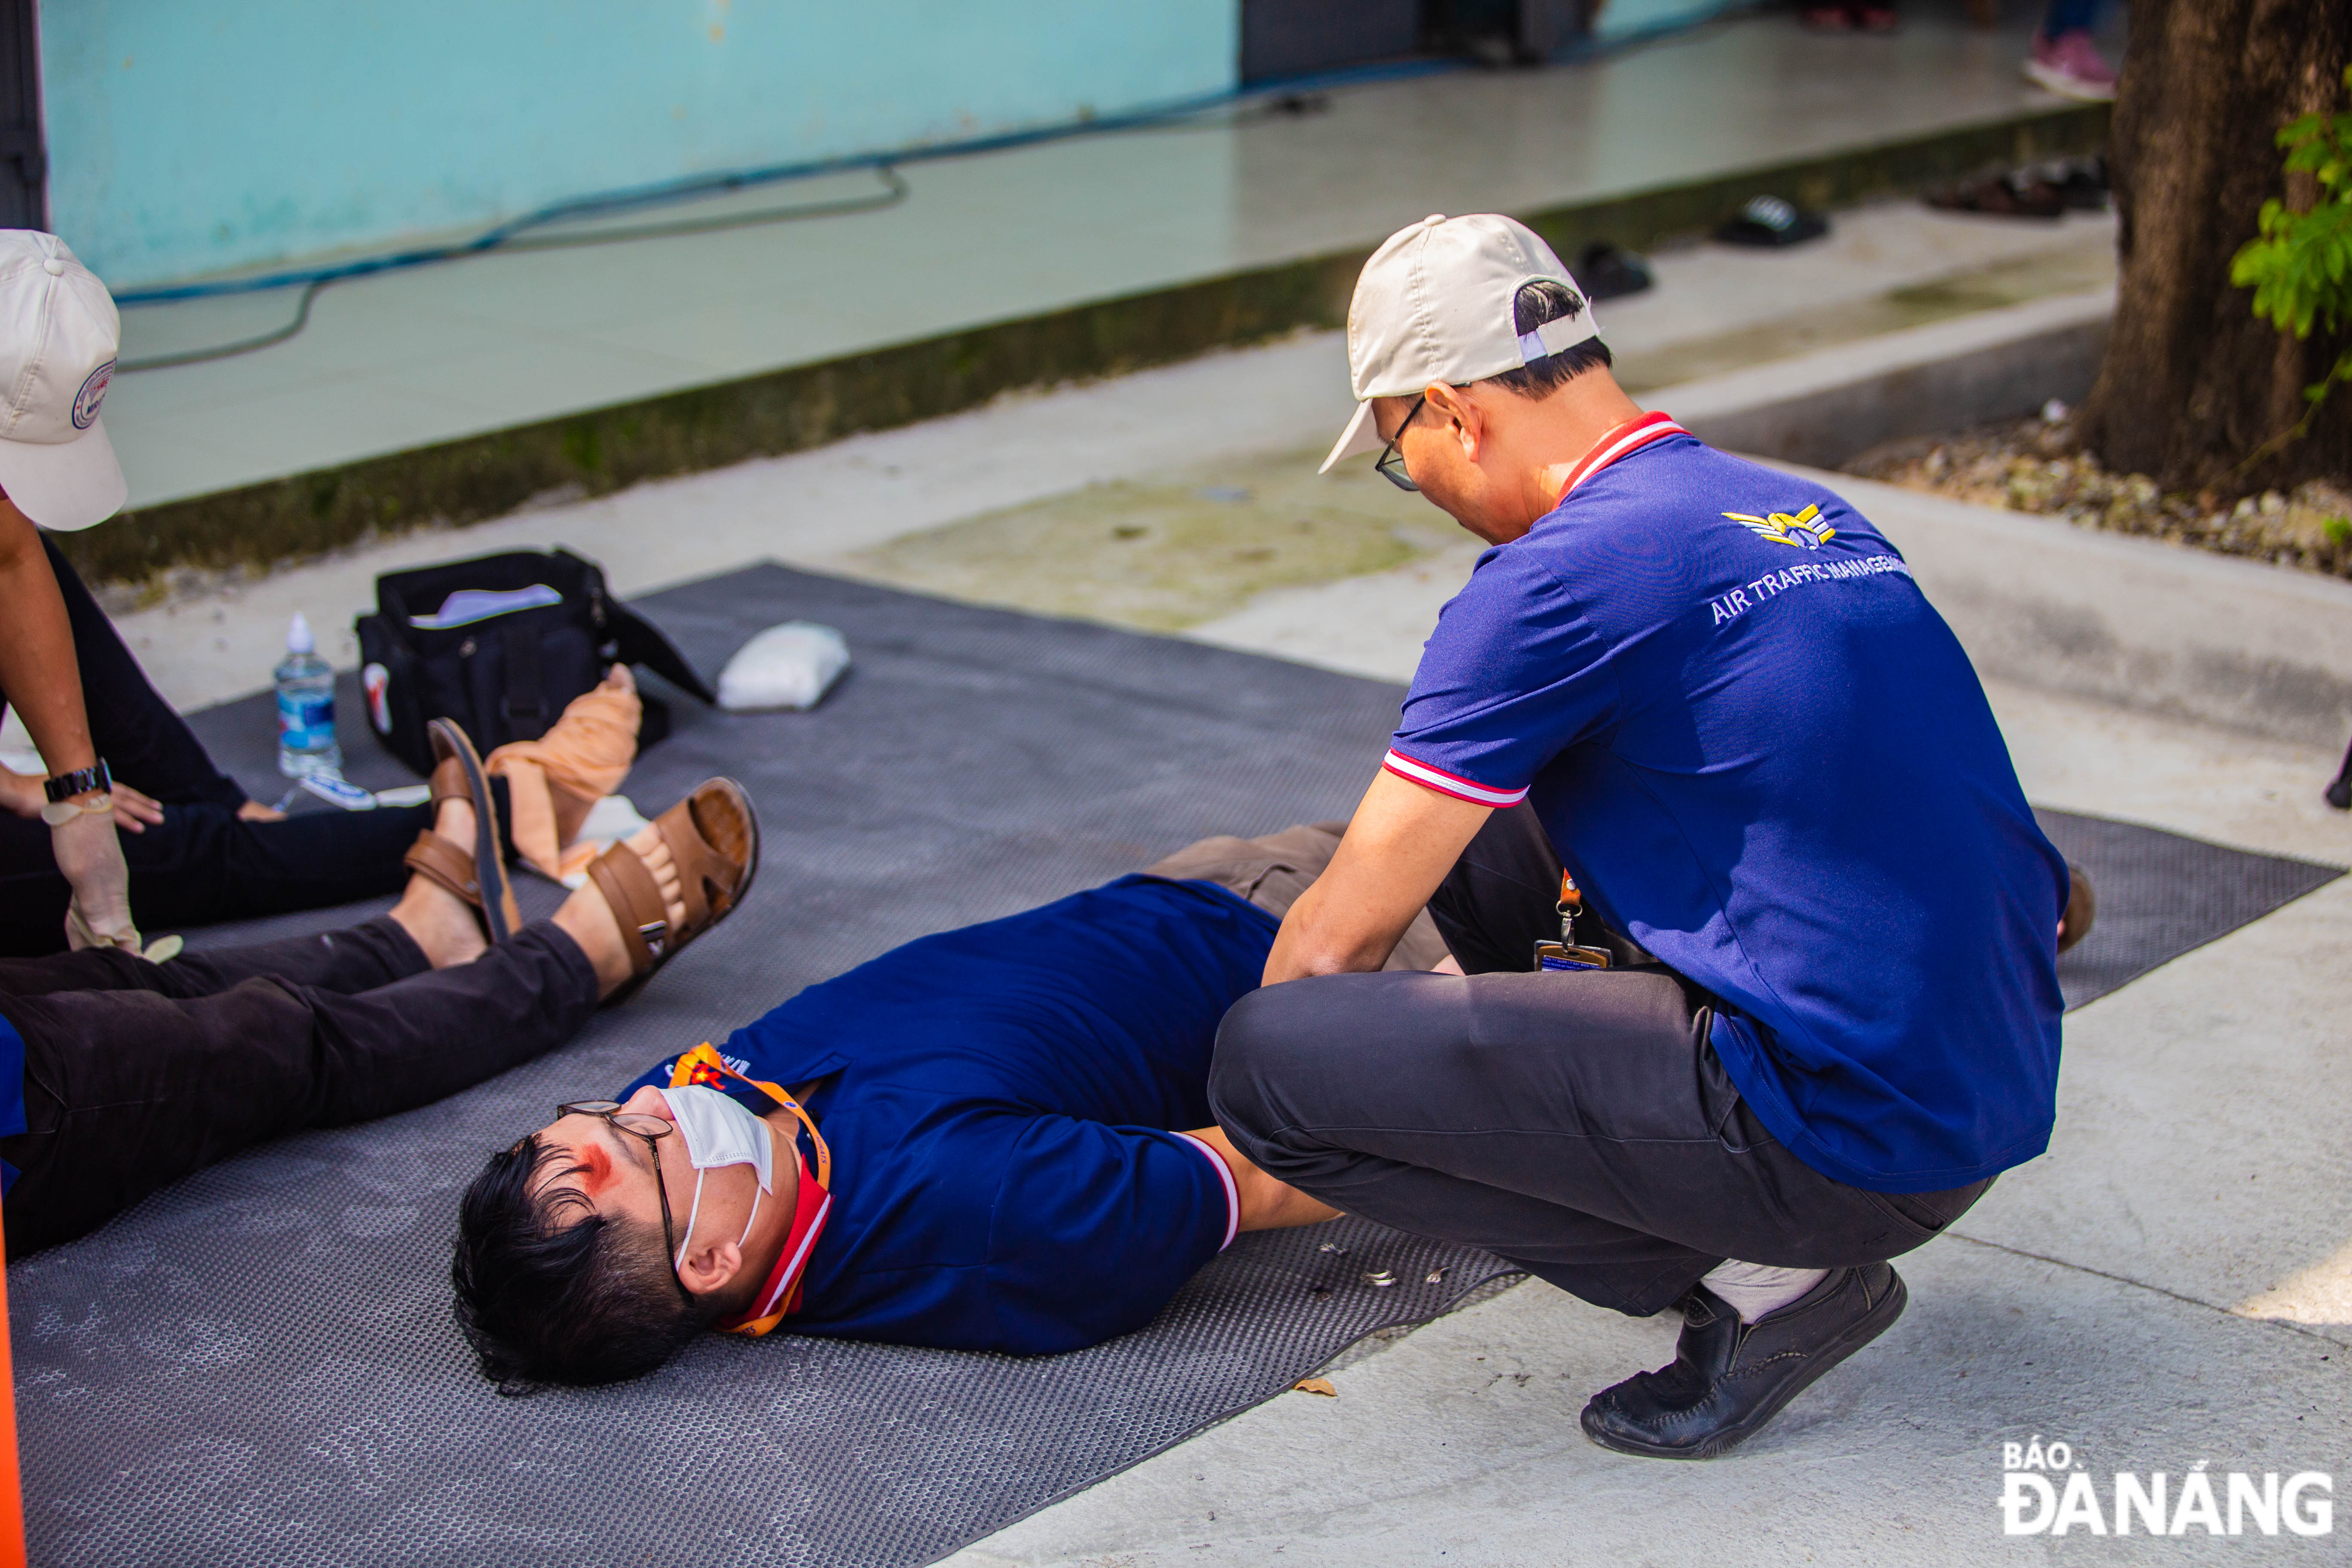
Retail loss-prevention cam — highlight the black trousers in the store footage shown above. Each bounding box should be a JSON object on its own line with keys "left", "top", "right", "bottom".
{"left": 1210, "top": 804, "right": 1990, "bottom": 1319}
{"left": 0, "top": 915, "right": 600, "bottom": 1255}
{"left": 0, "top": 535, "right": 482, "bottom": 955}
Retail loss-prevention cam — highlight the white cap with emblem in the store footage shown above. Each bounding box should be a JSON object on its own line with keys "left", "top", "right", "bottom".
{"left": 0, "top": 230, "right": 127, "bottom": 531}
{"left": 1320, "top": 212, "right": 1600, "bottom": 473}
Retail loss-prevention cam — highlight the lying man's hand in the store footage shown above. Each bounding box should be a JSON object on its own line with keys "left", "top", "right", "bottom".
{"left": 1186, "top": 1126, "right": 1341, "bottom": 1231}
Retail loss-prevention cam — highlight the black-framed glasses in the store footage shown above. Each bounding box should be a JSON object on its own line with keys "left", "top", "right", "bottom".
{"left": 1375, "top": 394, "right": 1427, "bottom": 492}
{"left": 556, "top": 1100, "right": 696, "bottom": 1304}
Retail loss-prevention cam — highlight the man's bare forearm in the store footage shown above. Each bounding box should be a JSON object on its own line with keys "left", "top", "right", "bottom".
{"left": 0, "top": 501, "right": 98, "bottom": 780}
{"left": 1262, "top": 875, "right": 1414, "bottom": 980}
{"left": 1262, "top": 768, "right": 1490, "bottom": 986}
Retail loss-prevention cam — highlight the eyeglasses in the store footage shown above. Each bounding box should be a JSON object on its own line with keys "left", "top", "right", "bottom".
{"left": 1374, "top": 394, "right": 1427, "bottom": 493}
{"left": 555, "top": 1100, "right": 696, "bottom": 1305}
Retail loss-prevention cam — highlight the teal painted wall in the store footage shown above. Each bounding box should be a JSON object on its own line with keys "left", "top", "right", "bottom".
{"left": 40, "top": 1, "right": 1240, "bottom": 289}
{"left": 1593, "top": 0, "right": 1741, "bottom": 40}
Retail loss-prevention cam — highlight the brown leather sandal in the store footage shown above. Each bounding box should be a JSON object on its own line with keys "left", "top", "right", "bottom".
{"left": 401, "top": 719, "right": 522, "bottom": 942}
{"left": 585, "top": 777, "right": 758, "bottom": 997}
{"left": 429, "top": 753, "right": 470, "bottom": 812}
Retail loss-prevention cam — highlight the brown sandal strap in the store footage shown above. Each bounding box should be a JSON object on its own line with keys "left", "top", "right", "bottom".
{"left": 587, "top": 841, "right": 668, "bottom": 977}
{"left": 655, "top": 816, "right": 711, "bottom": 935}
{"left": 404, "top": 830, "right": 486, "bottom": 909}
{"left": 652, "top": 784, "right": 750, "bottom": 935}
{"left": 581, "top": 781, "right": 756, "bottom": 998}
{"left": 429, "top": 756, "right": 470, "bottom": 811}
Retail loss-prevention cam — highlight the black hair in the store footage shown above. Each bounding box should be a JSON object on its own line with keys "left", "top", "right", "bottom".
{"left": 1483, "top": 278, "right": 1614, "bottom": 399}
{"left": 451, "top": 1134, "right": 727, "bottom": 1389}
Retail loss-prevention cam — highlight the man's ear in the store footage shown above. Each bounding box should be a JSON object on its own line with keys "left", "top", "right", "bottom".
{"left": 1424, "top": 383, "right": 1485, "bottom": 459}
{"left": 676, "top": 1237, "right": 744, "bottom": 1298}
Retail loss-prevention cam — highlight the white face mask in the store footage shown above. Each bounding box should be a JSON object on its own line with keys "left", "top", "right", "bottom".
{"left": 662, "top": 1084, "right": 776, "bottom": 1274}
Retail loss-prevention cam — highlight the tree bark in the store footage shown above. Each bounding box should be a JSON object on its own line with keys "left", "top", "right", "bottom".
{"left": 2080, "top": 0, "right": 2352, "bottom": 495}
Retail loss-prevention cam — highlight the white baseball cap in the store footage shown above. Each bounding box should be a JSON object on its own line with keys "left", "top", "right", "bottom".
{"left": 0, "top": 231, "right": 127, "bottom": 532}
{"left": 1320, "top": 213, "right": 1600, "bottom": 473}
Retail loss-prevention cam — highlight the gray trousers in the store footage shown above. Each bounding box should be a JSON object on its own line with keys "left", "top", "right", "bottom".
{"left": 1203, "top": 804, "right": 1991, "bottom": 1318}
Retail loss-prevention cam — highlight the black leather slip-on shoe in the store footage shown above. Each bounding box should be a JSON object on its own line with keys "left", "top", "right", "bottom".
{"left": 1579, "top": 1262, "right": 1908, "bottom": 1461}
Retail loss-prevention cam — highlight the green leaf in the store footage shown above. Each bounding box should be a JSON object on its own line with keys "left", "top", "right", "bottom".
{"left": 2245, "top": 71, "right": 2352, "bottom": 413}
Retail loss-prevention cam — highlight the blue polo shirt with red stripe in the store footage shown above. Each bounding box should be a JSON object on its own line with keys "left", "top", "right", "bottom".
{"left": 1387, "top": 413, "right": 2067, "bottom": 1194}
{"left": 614, "top": 874, "right": 1264, "bottom": 1354}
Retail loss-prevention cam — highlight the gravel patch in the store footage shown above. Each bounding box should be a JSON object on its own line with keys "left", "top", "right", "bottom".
{"left": 1844, "top": 404, "right": 2352, "bottom": 581}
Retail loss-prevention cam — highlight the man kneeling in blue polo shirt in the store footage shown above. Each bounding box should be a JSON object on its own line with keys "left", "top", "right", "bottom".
{"left": 451, "top": 824, "right": 1443, "bottom": 1384}
{"left": 1210, "top": 214, "right": 2086, "bottom": 1461}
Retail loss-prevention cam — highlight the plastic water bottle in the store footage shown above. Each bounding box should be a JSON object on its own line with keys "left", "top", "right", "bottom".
{"left": 274, "top": 612, "right": 342, "bottom": 778}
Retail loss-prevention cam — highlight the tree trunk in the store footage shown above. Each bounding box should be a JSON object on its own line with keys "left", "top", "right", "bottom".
{"left": 2079, "top": 0, "right": 2352, "bottom": 496}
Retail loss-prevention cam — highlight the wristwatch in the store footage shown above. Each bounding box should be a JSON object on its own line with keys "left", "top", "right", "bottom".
{"left": 40, "top": 760, "right": 114, "bottom": 826}
{"left": 43, "top": 760, "right": 111, "bottom": 804}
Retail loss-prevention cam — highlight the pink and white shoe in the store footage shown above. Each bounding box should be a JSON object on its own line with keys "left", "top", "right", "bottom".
{"left": 2023, "top": 29, "right": 2117, "bottom": 102}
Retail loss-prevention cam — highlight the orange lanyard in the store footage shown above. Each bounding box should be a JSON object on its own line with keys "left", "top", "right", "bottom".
{"left": 665, "top": 1041, "right": 830, "bottom": 1188}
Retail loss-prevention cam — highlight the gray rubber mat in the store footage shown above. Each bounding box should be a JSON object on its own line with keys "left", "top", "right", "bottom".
{"left": 8, "top": 565, "right": 2338, "bottom": 1567}
{"left": 2034, "top": 808, "right": 2342, "bottom": 1012}
{"left": 11, "top": 566, "right": 1520, "bottom": 1568}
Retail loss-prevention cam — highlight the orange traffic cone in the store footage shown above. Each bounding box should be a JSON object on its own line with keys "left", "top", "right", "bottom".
{"left": 0, "top": 1207, "right": 25, "bottom": 1568}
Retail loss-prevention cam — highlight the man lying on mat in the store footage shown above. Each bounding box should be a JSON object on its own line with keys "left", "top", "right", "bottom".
{"left": 450, "top": 824, "right": 1429, "bottom": 1387}
{"left": 0, "top": 719, "right": 755, "bottom": 1255}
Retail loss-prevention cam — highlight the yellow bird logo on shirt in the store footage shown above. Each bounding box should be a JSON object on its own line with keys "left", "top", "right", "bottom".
{"left": 1724, "top": 503, "right": 1834, "bottom": 548}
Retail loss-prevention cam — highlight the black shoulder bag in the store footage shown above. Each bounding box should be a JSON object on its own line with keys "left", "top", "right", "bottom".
{"left": 354, "top": 547, "right": 715, "bottom": 776}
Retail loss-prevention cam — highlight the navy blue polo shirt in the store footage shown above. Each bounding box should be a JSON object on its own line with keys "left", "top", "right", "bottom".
{"left": 1384, "top": 415, "right": 2067, "bottom": 1194}
{"left": 616, "top": 874, "right": 1271, "bottom": 1354}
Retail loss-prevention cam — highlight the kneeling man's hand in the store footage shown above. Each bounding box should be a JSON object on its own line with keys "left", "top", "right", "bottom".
{"left": 1262, "top": 769, "right": 1491, "bottom": 986}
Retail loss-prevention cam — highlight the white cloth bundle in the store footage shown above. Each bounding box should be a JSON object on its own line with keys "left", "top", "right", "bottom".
{"left": 717, "top": 621, "right": 851, "bottom": 711}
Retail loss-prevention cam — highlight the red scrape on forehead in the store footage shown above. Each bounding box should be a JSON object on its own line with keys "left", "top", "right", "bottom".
{"left": 570, "top": 1139, "right": 616, "bottom": 1196}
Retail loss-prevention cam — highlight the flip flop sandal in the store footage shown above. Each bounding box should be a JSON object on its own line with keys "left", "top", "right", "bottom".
{"left": 585, "top": 777, "right": 760, "bottom": 998}
{"left": 2054, "top": 156, "right": 2110, "bottom": 211}
{"left": 1576, "top": 242, "right": 1654, "bottom": 301}
{"left": 400, "top": 718, "right": 522, "bottom": 943}
{"left": 1713, "top": 195, "right": 1829, "bottom": 248}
